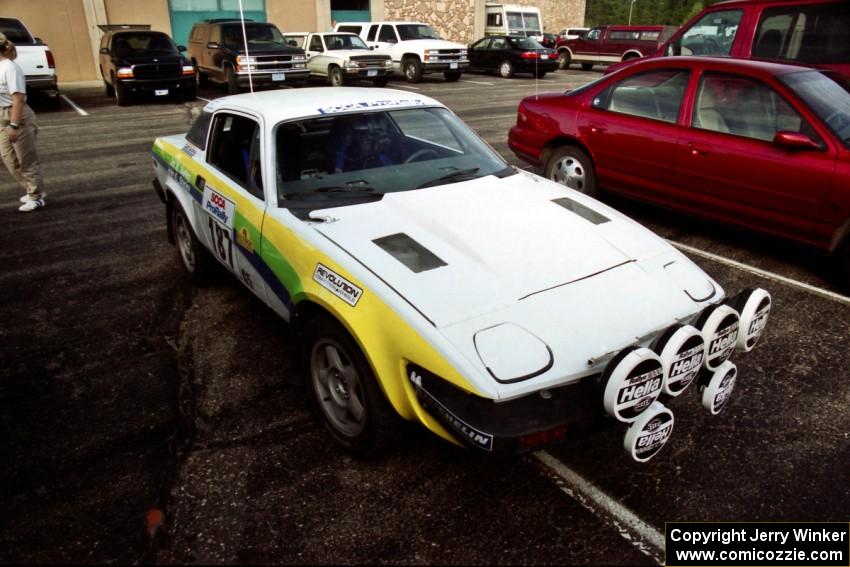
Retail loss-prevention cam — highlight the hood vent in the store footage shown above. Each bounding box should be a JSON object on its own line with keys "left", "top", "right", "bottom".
{"left": 373, "top": 233, "right": 447, "bottom": 273}
{"left": 552, "top": 197, "right": 610, "bottom": 225}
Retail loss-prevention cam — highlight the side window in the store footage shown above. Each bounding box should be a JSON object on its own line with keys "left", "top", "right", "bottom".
{"left": 309, "top": 35, "right": 324, "bottom": 51}
{"left": 186, "top": 110, "right": 213, "bottom": 150}
{"left": 640, "top": 31, "right": 660, "bottom": 41}
{"left": 338, "top": 25, "right": 362, "bottom": 35}
{"left": 472, "top": 38, "right": 490, "bottom": 50}
{"left": 491, "top": 37, "right": 506, "bottom": 49}
{"left": 367, "top": 24, "right": 379, "bottom": 41}
{"left": 755, "top": 4, "right": 850, "bottom": 64}
{"left": 586, "top": 28, "right": 602, "bottom": 41}
{"left": 692, "top": 73, "right": 817, "bottom": 143}
{"left": 378, "top": 25, "right": 398, "bottom": 43}
{"left": 670, "top": 9, "right": 743, "bottom": 56}
{"left": 596, "top": 69, "right": 690, "bottom": 123}
{"left": 208, "top": 113, "right": 264, "bottom": 199}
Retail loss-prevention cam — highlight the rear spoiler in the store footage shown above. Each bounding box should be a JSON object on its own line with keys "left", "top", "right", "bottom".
{"left": 97, "top": 24, "right": 151, "bottom": 32}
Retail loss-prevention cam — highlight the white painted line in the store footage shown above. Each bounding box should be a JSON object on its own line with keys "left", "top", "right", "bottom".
{"left": 532, "top": 451, "right": 665, "bottom": 565}
{"left": 197, "top": 96, "right": 212, "bottom": 103}
{"left": 60, "top": 95, "right": 88, "bottom": 116}
{"left": 460, "top": 79, "right": 495, "bottom": 86}
{"left": 393, "top": 84, "right": 420, "bottom": 90}
{"left": 668, "top": 240, "right": 850, "bottom": 306}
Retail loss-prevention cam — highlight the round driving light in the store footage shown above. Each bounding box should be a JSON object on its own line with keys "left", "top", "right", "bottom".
{"left": 602, "top": 347, "right": 664, "bottom": 423}
{"left": 652, "top": 324, "right": 705, "bottom": 397}
{"left": 698, "top": 360, "right": 737, "bottom": 415}
{"left": 623, "top": 401, "right": 674, "bottom": 463}
{"left": 733, "top": 288, "right": 771, "bottom": 352}
{"left": 696, "top": 304, "right": 740, "bottom": 370}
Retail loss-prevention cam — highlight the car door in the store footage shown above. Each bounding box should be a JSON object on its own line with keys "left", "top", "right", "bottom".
{"left": 305, "top": 34, "right": 326, "bottom": 72}
{"left": 578, "top": 67, "right": 690, "bottom": 200}
{"left": 675, "top": 71, "right": 836, "bottom": 244}
{"left": 469, "top": 37, "right": 491, "bottom": 70}
{"left": 489, "top": 36, "right": 510, "bottom": 69}
{"left": 572, "top": 27, "right": 603, "bottom": 62}
{"left": 202, "top": 111, "right": 270, "bottom": 303}
{"left": 372, "top": 24, "right": 399, "bottom": 57}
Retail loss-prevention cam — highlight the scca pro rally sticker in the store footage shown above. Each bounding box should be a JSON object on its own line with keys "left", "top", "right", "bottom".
{"left": 202, "top": 187, "right": 236, "bottom": 228}
{"left": 313, "top": 264, "right": 363, "bottom": 306}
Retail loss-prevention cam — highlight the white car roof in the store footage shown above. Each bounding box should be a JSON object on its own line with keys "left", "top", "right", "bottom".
{"left": 337, "top": 21, "right": 429, "bottom": 27}
{"left": 202, "top": 87, "right": 445, "bottom": 123}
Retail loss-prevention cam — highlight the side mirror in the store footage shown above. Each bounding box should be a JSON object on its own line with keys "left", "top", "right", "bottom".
{"left": 206, "top": 41, "right": 221, "bottom": 49}
{"left": 34, "top": 37, "right": 44, "bottom": 45}
{"left": 99, "top": 47, "right": 109, "bottom": 54}
{"left": 177, "top": 45, "right": 187, "bottom": 52}
{"left": 369, "top": 45, "right": 375, "bottom": 50}
{"left": 773, "top": 131, "right": 821, "bottom": 151}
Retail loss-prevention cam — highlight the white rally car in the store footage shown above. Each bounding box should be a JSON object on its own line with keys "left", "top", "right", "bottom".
{"left": 151, "top": 88, "right": 771, "bottom": 461}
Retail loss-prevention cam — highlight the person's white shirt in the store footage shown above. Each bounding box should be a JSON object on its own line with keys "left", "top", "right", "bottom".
{"left": 0, "top": 58, "right": 26, "bottom": 107}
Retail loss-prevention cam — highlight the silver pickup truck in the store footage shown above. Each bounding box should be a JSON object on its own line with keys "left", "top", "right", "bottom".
{"left": 0, "top": 17, "right": 60, "bottom": 106}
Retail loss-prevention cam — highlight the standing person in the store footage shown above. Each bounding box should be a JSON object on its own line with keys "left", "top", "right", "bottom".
{"left": 0, "top": 32, "right": 46, "bottom": 212}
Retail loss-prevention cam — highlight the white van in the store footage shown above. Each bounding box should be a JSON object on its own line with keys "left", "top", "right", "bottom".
{"left": 484, "top": 4, "right": 543, "bottom": 39}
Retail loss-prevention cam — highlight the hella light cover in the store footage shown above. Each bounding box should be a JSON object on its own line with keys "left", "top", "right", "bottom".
{"left": 602, "top": 347, "right": 664, "bottom": 423}
{"left": 699, "top": 360, "right": 737, "bottom": 415}
{"left": 733, "top": 288, "right": 771, "bottom": 352}
{"left": 697, "top": 304, "right": 740, "bottom": 370}
{"left": 652, "top": 324, "right": 705, "bottom": 397}
{"left": 623, "top": 401, "right": 674, "bottom": 462}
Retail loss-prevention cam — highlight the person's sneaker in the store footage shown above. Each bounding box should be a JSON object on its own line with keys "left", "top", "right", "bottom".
{"left": 18, "top": 198, "right": 45, "bottom": 212}
{"left": 19, "top": 192, "right": 46, "bottom": 203}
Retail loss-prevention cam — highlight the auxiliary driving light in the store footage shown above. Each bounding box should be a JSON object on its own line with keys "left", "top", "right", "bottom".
{"left": 732, "top": 288, "right": 771, "bottom": 352}
{"left": 696, "top": 304, "right": 740, "bottom": 370}
{"left": 652, "top": 324, "right": 705, "bottom": 397}
{"left": 623, "top": 401, "right": 674, "bottom": 463}
{"left": 602, "top": 347, "right": 664, "bottom": 423}
{"left": 698, "top": 360, "right": 737, "bottom": 415}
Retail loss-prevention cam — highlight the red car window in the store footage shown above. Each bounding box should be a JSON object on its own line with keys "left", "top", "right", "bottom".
{"left": 599, "top": 69, "right": 690, "bottom": 123}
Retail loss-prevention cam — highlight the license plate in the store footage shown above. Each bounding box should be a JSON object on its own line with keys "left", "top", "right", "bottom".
{"left": 450, "top": 62, "right": 458, "bottom": 69}
{"left": 155, "top": 89, "right": 169, "bottom": 96}
{"left": 367, "top": 69, "right": 377, "bottom": 77}
{"left": 272, "top": 72, "right": 285, "bottom": 81}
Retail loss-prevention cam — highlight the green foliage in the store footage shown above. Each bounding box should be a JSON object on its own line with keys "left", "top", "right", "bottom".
{"left": 585, "top": 0, "right": 723, "bottom": 27}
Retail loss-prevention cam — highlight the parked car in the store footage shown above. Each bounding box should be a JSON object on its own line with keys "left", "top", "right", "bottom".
{"left": 294, "top": 32, "right": 392, "bottom": 86}
{"left": 188, "top": 19, "right": 309, "bottom": 93}
{"left": 509, "top": 56, "right": 850, "bottom": 281}
{"left": 538, "top": 32, "right": 559, "bottom": 49}
{"left": 0, "top": 17, "right": 59, "bottom": 107}
{"left": 98, "top": 25, "right": 195, "bottom": 106}
{"left": 555, "top": 24, "right": 678, "bottom": 70}
{"left": 151, "top": 87, "right": 770, "bottom": 460}
{"left": 334, "top": 21, "right": 468, "bottom": 83}
{"left": 560, "top": 27, "right": 589, "bottom": 40}
{"left": 605, "top": 0, "right": 850, "bottom": 80}
{"left": 468, "top": 35, "right": 557, "bottom": 78}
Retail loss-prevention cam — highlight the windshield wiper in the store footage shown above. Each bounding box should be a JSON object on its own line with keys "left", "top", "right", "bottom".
{"left": 417, "top": 167, "right": 481, "bottom": 189}
{"left": 285, "top": 182, "right": 379, "bottom": 200}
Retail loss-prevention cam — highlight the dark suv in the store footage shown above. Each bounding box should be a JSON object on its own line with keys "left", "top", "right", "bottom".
{"left": 188, "top": 19, "right": 309, "bottom": 93}
{"left": 99, "top": 25, "right": 196, "bottom": 106}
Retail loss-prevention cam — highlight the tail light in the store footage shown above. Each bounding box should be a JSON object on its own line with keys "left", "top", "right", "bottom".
{"left": 46, "top": 50, "right": 55, "bottom": 69}
{"left": 520, "top": 51, "right": 540, "bottom": 59}
{"left": 517, "top": 102, "right": 528, "bottom": 124}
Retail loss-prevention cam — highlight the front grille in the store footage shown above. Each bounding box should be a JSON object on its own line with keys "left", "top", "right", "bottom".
{"left": 429, "top": 49, "right": 465, "bottom": 62}
{"left": 350, "top": 55, "right": 390, "bottom": 66}
{"left": 133, "top": 63, "right": 181, "bottom": 79}
{"left": 253, "top": 54, "right": 297, "bottom": 71}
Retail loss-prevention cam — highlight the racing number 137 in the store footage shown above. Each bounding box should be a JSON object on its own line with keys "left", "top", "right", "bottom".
{"left": 207, "top": 217, "right": 234, "bottom": 269}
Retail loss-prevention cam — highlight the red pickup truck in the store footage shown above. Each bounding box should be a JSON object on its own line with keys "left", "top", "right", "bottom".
{"left": 555, "top": 25, "right": 678, "bottom": 70}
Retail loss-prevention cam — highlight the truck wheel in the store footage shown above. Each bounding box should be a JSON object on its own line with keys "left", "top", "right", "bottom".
{"left": 402, "top": 57, "right": 423, "bottom": 83}
{"left": 443, "top": 71, "right": 461, "bottom": 82}
{"left": 194, "top": 62, "right": 208, "bottom": 87}
{"left": 557, "top": 50, "right": 571, "bottom": 70}
{"left": 183, "top": 84, "right": 197, "bottom": 102}
{"left": 544, "top": 145, "right": 598, "bottom": 198}
{"left": 303, "top": 315, "right": 403, "bottom": 457}
{"left": 171, "top": 202, "right": 213, "bottom": 284}
{"left": 328, "top": 66, "right": 346, "bottom": 87}
{"left": 499, "top": 60, "right": 514, "bottom": 78}
{"left": 835, "top": 239, "right": 850, "bottom": 291}
{"left": 372, "top": 76, "right": 389, "bottom": 87}
{"left": 226, "top": 66, "right": 240, "bottom": 94}
{"left": 105, "top": 82, "right": 115, "bottom": 97}
{"left": 535, "top": 70, "right": 547, "bottom": 79}
{"left": 115, "top": 81, "right": 130, "bottom": 106}
{"left": 581, "top": 63, "right": 594, "bottom": 71}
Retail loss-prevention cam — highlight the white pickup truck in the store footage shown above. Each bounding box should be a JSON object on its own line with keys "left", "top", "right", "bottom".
{"left": 284, "top": 32, "right": 392, "bottom": 87}
{"left": 334, "top": 21, "right": 468, "bottom": 83}
{"left": 0, "top": 17, "right": 59, "bottom": 106}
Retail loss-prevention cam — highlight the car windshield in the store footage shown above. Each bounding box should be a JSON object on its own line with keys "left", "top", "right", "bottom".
{"left": 780, "top": 70, "right": 850, "bottom": 149}
{"left": 324, "top": 34, "right": 368, "bottom": 50}
{"left": 223, "top": 24, "right": 285, "bottom": 47}
{"left": 397, "top": 25, "right": 440, "bottom": 41}
{"left": 113, "top": 33, "right": 177, "bottom": 55}
{"left": 275, "top": 107, "right": 514, "bottom": 207}
{"left": 509, "top": 37, "right": 544, "bottom": 49}
{"left": 0, "top": 18, "right": 34, "bottom": 44}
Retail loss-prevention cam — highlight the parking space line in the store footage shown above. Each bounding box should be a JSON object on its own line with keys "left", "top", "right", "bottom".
{"left": 60, "top": 95, "right": 89, "bottom": 116}
{"left": 197, "top": 96, "right": 213, "bottom": 103}
{"left": 533, "top": 451, "right": 665, "bottom": 565}
{"left": 393, "top": 84, "right": 420, "bottom": 90}
{"left": 460, "top": 79, "right": 494, "bottom": 86}
{"left": 668, "top": 240, "right": 850, "bottom": 306}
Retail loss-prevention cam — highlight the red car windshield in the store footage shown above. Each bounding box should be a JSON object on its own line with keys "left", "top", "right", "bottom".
{"left": 781, "top": 70, "right": 850, "bottom": 148}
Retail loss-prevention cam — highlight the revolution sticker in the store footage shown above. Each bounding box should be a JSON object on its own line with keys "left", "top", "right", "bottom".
{"left": 734, "top": 288, "right": 771, "bottom": 352}
{"left": 699, "top": 360, "right": 737, "bottom": 415}
{"left": 602, "top": 347, "right": 664, "bottom": 423}
{"left": 654, "top": 325, "right": 706, "bottom": 397}
{"left": 313, "top": 264, "right": 363, "bottom": 307}
{"left": 697, "top": 304, "right": 740, "bottom": 370}
{"left": 623, "top": 402, "right": 674, "bottom": 462}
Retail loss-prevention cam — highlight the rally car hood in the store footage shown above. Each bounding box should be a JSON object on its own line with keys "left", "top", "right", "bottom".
{"left": 310, "top": 172, "right": 705, "bottom": 331}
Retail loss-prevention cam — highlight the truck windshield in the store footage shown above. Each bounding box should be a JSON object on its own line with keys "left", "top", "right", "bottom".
{"left": 397, "top": 25, "right": 440, "bottom": 41}
{"left": 275, "top": 107, "right": 513, "bottom": 205}
{"left": 0, "top": 18, "right": 35, "bottom": 45}
{"left": 324, "top": 34, "right": 368, "bottom": 50}
{"left": 223, "top": 24, "right": 285, "bottom": 48}
{"left": 113, "top": 33, "right": 178, "bottom": 56}
{"left": 780, "top": 70, "right": 850, "bottom": 149}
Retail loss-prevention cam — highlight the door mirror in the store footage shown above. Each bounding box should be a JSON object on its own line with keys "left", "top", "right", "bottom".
{"left": 206, "top": 41, "right": 221, "bottom": 49}
{"left": 34, "top": 37, "right": 44, "bottom": 45}
{"left": 99, "top": 47, "right": 109, "bottom": 54}
{"left": 773, "top": 131, "right": 821, "bottom": 151}
{"left": 177, "top": 45, "right": 187, "bottom": 52}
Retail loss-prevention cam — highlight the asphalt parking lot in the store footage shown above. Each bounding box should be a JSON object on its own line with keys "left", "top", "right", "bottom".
{"left": 2, "top": 69, "right": 849, "bottom": 564}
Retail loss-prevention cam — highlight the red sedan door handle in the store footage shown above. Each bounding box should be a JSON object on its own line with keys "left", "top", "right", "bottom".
{"left": 688, "top": 142, "right": 710, "bottom": 157}
{"left": 590, "top": 123, "right": 606, "bottom": 134}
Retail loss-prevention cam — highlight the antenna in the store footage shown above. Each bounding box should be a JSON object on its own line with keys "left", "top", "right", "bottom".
{"left": 534, "top": 35, "right": 539, "bottom": 100}
{"left": 238, "top": 0, "right": 254, "bottom": 93}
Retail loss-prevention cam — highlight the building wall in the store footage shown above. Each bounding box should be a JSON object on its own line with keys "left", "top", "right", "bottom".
{"left": 382, "top": 0, "right": 477, "bottom": 44}
{"left": 518, "top": 0, "right": 587, "bottom": 33}
{"left": 267, "top": 0, "right": 318, "bottom": 32}
{"left": 105, "top": 0, "right": 172, "bottom": 34}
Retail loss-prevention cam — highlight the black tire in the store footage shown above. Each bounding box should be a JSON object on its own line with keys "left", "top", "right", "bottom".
{"left": 183, "top": 84, "right": 197, "bottom": 102}
{"left": 835, "top": 239, "right": 850, "bottom": 291}
{"left": 402, "top": 57, "right": 423, "bottom": 83}
{"left": 444, "top": 71, "right": 461, "bottom": 82}
{"left": 557, "top": 50, "right": 571, "bottom": 70}
{"left": 303, "top": 315, "right": 403, "bottom": 457}
{"left": 543, "top": 145, "right": 598, "bottom": 198}
{"left": 328, "top": 66, "right": 345, "bottom": 87}
{"left": 115, "top": 80, "right": 130, "bottom": 106}
{"left": 226, "top": 65, "right": 240, "bottom": 94}
{"left": 195, "top": 68, "right": 208, "bottom": 88}
{"left": 171, "top": 202, "right": 213, "bottom": 284}
{"left": 372, "top": 76, "right": 389, "bottom": 87}
{"left": 499, "top": 60, "right": 514, "bottom": 78}
{"left": 535, "top": 70, "right": 547, "bottom": 79}
{"left": 581, "top": 63, "right": 594, "bottom": 71}
{"left": 622, "top": 53, "right": 640, "bottom": 61}
{"left": 105, "top": 81, "right": 115, "bottom": 97}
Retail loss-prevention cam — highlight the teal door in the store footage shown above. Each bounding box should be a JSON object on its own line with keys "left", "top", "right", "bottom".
{"left": 330, "top": 9, "right": 371, "bottom": 23}
{"left": 168, "top": 0, "right": 266, "bottom": 48}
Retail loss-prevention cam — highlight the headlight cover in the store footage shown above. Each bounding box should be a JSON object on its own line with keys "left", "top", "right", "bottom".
{"left": 473, "top": 323, "right": 552, "bottom": 383}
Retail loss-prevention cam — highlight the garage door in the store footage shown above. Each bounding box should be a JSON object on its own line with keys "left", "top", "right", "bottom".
{"left": 168, "top": 0, "right": 266, "bottom": 48}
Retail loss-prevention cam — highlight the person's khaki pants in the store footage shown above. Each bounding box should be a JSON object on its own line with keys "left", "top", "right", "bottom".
{"left": 0, "top": 104, "right": 44, "bottom": 199}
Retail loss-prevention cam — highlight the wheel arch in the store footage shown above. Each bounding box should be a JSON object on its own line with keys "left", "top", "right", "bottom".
{"left": 621, "top": 50, "right": 643, "bottom": 61}
{"left": 828, "top": 217, "right": 850, "bottom": 255}
{"left": 541, "top": 135, "right": 596, "bottom": 170}
{"left": 402, "top": 52, "right": 421, "bottom": 62}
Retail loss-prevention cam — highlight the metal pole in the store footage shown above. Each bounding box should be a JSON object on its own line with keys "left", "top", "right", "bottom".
{"left": 628, "top": 0, "right": 636, "bottom": 25}
{"left": 238, "top": 0, "right": 254, "bottom": 93}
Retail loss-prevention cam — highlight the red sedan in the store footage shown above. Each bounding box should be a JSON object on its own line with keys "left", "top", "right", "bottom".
{"left": 509, "top": 56, "right": 850, "bottom": 280}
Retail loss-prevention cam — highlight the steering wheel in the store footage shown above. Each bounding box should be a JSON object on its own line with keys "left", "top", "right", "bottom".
{"left": 404, "top": 148, "right": 439, "bottom": 164}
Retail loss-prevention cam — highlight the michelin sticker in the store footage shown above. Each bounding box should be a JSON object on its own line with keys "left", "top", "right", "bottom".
{"left": 313, "top": 264, "right": 363, "bottom": 306}
{"left": 202, "top": 187, "right": 236, "bottom": 228}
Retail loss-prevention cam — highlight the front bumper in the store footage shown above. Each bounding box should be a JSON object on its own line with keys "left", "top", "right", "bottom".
{"left": 120, "top": 77, "right": 195, "bottom": 95}
{"left": 236, "top": 69, "right": 310, "bottom": 85}
{"left": 344, "top": 67, "right": 390, "bottom": 78}
{"left": 408, "top": 363, "right": 604, "bottom": 455}
{"left": 422, "top": 61, "right": 469, "bottom": 73}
